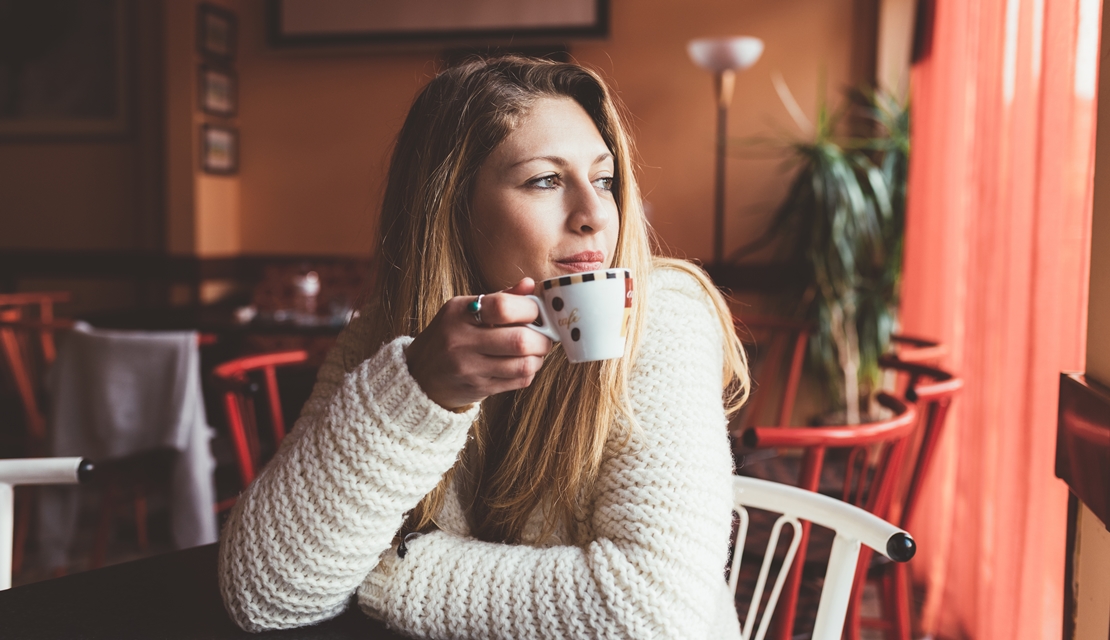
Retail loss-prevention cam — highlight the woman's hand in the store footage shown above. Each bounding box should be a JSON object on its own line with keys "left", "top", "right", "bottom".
{"left": 405, "top": 278, "right": 553, "bottom": 410}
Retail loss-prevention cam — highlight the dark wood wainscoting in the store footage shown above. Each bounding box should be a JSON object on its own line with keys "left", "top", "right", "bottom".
{"left": 1, "top": 251, "right": 807, "bottom": 300}
{"left": 0, "top": 250, "right": 374, "bottom": 311}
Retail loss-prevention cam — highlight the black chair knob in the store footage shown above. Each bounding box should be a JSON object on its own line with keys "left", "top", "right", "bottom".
{"left": 77, "top": 459, "right": 96, "bottom": 483}
{"left": 886, "top": 532, "right": 916, "bottom": 562}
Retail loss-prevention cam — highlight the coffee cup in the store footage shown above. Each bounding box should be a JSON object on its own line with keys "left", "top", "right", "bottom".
{"left": 523, "top": 268, "right": 633, "bottom": 363}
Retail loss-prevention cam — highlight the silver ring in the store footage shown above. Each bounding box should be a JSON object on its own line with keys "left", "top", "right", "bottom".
{"left": 468, "top": 294, "right": 485, "bottom": 325}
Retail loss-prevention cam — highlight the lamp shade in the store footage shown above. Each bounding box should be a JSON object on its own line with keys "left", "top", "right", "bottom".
{"left": 687, "top": 37, "right": 764, "bottom": 72}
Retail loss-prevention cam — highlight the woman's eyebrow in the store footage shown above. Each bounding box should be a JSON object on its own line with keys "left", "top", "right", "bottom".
{"left": 510, "top": 155, "right": 568, "bottom": 169}
{"left": 509, "top": 152, "right": 614, "bottom": 169}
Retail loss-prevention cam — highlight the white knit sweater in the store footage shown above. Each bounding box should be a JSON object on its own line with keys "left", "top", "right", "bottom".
{"left": 218, "top": 267, "right": 743, "bottom": 639}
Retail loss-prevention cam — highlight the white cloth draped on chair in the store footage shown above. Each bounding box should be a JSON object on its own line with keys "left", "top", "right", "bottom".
{"left": 38, "top": 322, "right": 217, "bottom": 569}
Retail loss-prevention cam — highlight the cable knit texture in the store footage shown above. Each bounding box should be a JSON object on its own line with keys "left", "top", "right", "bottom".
{"left": 218, "top": 267, "right": 742, "bottom": 639}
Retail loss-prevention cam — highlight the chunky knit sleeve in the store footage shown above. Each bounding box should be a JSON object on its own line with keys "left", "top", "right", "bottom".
{"left": 217, "top": 311, "right": 481, "bottom": 632}
{"left": 358, "top": 268, "right": 739, "bottom": 639}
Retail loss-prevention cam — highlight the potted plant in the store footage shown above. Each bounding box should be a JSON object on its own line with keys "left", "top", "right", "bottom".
{"left": 732, "top": 86, "right": 909, "bottom": 424}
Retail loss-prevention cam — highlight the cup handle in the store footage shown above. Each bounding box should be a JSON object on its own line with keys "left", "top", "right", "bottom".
{"left": 523, "top": 295, "right": 560, "bottom": 342}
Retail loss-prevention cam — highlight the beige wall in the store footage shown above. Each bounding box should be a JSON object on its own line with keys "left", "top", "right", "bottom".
{"left": 0, "top": 144, "right": 141, "bottom": 250}
{"left": 235, "top": 10, "right": 428, "bottom": 255}
{"left": 876, "top": 0, "right": 917, "bottom": 95}
{"left": 235, "top": 0, "right": 868, "bottom": 259}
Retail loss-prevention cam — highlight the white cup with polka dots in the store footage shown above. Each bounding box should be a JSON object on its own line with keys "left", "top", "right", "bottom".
{"left": 524, "top": 268, "right": 633, "bottom": 363}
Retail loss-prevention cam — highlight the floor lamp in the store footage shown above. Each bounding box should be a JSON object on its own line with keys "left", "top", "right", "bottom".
{"left": 687, "top": 37, "right": 764, "bottom": 265}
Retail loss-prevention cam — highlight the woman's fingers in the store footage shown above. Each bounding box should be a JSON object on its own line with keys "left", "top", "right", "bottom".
{"left": 500, "top": 277, "right": 536, "bottom": 297}
{"left": 469, "top": 353, "right": 546, "bottom": 382}
{"left": 472, "top": 291, "right": 541, "bottom": 327}
{"left": 474, "top": 326, "right": 551, "bottom": 357}
{"left": 406, "top": 287, "right": 554, "bottom": 409}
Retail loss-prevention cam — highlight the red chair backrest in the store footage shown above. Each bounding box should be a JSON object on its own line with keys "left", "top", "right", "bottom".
{"left": 733, "top": 314, "right": 811, "bottom": 429}
{"left": 878, "top": 354, "right": 964, "bottom": 530}
{"left": 0, "top": 292, "right": 69, "bottom": 363}
{"left": 0, "top": 293, "right": 71, "bottom": 450}
{"left": 211, "top": 350, "right": 309, "bottom": 495}
{"left": 737, "top": 392, "right": 917, "bottom": 640}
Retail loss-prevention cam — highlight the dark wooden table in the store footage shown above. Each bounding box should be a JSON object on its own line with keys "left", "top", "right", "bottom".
{"left": 86, "top": 305, "right": 348, "bottom": 335}
{"left": 0, "top": 544, "right": 408, "bottom": 639}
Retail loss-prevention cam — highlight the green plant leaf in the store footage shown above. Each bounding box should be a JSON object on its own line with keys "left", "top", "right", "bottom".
{"left": 729, "top": 84, "right": 908, "bottom": 415}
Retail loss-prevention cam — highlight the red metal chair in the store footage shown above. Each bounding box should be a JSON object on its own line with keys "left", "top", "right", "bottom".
{"left": 732, "top": 314, "right": 811, "bottom": 429}
{"left": 858, "top": 355, "right": 963, "bottom": 640}
{"left": 211, "top": 350, "right": 309, "bottom": 512}
{"left": 0, "top": 293, "right": 71, "bottom": 577}
{"left": 735, "top": 392, "right": 917, "bottom": 640}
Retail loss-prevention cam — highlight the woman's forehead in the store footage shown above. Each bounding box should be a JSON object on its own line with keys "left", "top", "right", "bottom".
{"left": 492, "top": 97, "right": 612, "bottom": 166}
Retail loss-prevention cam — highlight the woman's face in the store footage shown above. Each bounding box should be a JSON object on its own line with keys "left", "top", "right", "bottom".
{"left": 469, "top": 96, "right": 620, "bottom": 291}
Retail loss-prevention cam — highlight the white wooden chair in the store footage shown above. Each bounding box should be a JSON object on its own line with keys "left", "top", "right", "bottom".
{"left": 731, "top": 475, "right": 917, "bottom": 640}
{"left": 0, "top": 457, "right": 90, "bottom": 589}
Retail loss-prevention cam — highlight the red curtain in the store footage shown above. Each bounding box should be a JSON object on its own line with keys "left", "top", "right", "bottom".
{"left": 902, "top": 0, "right": 1099, "bottom": 638}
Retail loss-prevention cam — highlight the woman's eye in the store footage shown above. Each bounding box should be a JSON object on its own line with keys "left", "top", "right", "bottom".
{"left": 594, "top": 176, "right": 615, "bottom": 191}
{"left": 529, "top": 175, "right": 558, "bottom": 189}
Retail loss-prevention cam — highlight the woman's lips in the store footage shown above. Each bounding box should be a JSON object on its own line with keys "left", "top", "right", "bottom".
{"left": 556, "top": 261, "right": 604, "bottom": 273}
{"left": 555, "top": 251, "right": 605, "bottom": 273}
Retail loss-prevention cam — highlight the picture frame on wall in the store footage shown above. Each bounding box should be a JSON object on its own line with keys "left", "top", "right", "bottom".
{"left": 201, "top": 124, "right": 238, "bottom": 175}
{"left": 197, "top": 4, "right": 237, "bottom": 61}
{"left": 0, "top": 0, "right": 129, "bottom": 138}
{"left": 266, "top": 0, "right": 609, "bottom": 47}
{"left": 198, "top": 65, "right": 237, "bottom": 117}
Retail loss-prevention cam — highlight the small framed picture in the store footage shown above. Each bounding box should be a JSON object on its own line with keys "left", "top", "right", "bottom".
{"left": 201, "top": 124, "right": 238, "bottom": 174}
{"left": 198, "top": 65, "right": 237, "bottom": 117}
{"left": 197, "top": 4, "right": 237, "bottom": 61}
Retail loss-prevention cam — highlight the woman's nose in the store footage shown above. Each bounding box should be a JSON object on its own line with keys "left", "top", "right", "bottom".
{"left": 566, "top": 179, "right": 612, "bottom": 235}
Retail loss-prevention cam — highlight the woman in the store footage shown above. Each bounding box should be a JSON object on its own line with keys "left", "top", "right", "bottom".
{"left": 219, "top": 56, "right": 749, "bottom": 639}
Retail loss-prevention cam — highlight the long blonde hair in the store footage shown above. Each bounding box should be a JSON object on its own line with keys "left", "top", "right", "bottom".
{"left": 368, "top": 57, "right": 749, "bottom": 543}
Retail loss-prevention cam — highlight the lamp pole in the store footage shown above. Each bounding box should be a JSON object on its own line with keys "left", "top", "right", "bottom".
{"left": 713, "top": 69, "right": 736, "bottom": 265}
{"left": 687, "top": 36, "right": 763, "bottom": 266}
